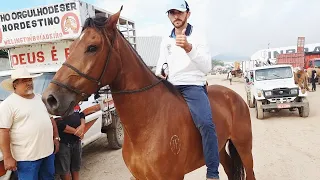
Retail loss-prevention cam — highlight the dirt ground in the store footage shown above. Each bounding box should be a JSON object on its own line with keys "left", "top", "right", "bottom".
{"left": 79, "top": 74, "right": 320, "bottom": 180}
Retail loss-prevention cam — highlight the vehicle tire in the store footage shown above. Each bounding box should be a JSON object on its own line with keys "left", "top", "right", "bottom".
{"left": 298, "top": 98, "right": 309, "bottom": 118}
{"left": 106, "top": 112, "right": 124, "bottom": 149}
{"left": 256, "top": 100, "right": 264, "bottom": 119}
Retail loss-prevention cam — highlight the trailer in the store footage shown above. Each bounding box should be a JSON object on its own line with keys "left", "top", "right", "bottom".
{"left": 276, "top": 37, "right": 320, "bottom": 83}
{"left": 276, "top": 52, "right": 320, "bottom": 69}
{"left": 0, "top": 0, "right": 136, "bottom": 178}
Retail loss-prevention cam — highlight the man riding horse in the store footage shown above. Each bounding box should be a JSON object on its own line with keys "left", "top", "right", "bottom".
{"left": 155, "top": 1, "right": 220, "bottom": 179}
{"left": 41, "top": 3, "right": 255, "bottom": 179}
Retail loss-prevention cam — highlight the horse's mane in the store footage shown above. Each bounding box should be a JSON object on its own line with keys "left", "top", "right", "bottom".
{"left": 82, "top": 15, "right": 180, "bottom": 96}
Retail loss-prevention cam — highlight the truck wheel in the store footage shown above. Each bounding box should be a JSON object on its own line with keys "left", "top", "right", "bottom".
{"left": 106, "top": 112, "right": 124, "bottom": 149}
{"left": 256, "top": 101, "right": 264, "bottom": 119}
{"left": 298, "top": 98, "right": 309, "bottom": 118}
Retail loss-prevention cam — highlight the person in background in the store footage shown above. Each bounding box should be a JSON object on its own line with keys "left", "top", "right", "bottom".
{"left": 0, "top": 68, "right": 59, "bottom": 180}
{"left": 311, "top": 70, "right": 317, "bottom": 92}
{"left": 55, "top": 104, "right": 85, "bottom": 180}
{"left": 227, "top": 71, "right": 232, "bottom": 85}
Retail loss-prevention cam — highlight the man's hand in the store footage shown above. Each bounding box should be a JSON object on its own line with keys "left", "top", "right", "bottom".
{"left": 176, "top": 29, "right": 192, "bottom": 53}
{"left": 157, "top": 75, "right": 167, "bottom": 80}
{"left": 4, "top": 156, "right": 17, "bottom": 171}
{"left": 80, "top": 133, "right": 84, "bottom": 140}
{"left": 53, "top": 138, "right": 60, "bottom": 154}
{"left": 74, "top": 124, "right": 85, "bottom": 138}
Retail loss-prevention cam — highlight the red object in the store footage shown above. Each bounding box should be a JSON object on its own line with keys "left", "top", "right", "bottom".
{"left": 297, "top": 37, "right": 305, "bottom": 53}
{"left": 305, "top": 53, "right": 320, "bottom": 68}
{"left": 74, "top": 104, "right": 80, "bottom": 112}
{"left": 276, "top": 52, "right": 320, "bottom": 69}
{"left": 277, "top": 52, "right": 305, "bottom": 68}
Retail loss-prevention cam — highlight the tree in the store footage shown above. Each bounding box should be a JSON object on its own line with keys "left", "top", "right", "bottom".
{"left": 212, "top": 59, "right": 224, "bottom": 67}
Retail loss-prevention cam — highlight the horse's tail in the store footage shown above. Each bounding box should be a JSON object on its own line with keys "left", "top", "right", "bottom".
{"left": 228, "top": 139, "right": 245, "bottom": 180}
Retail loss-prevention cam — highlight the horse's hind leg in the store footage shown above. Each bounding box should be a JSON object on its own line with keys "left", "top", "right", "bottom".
{"left": 232, "top": 139, "right": 256, "bottom": 180}
{"left": 219, "top": 142, "right": 232, "bottom": 180}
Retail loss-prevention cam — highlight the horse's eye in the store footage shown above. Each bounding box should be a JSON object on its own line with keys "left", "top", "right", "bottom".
{"left": 86, "top": 45, "right": 98, "bottom": 53}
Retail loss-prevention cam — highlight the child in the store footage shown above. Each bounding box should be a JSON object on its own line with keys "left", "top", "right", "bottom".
{"left": 55, "top": 104, "right": 85, "bottom": 180}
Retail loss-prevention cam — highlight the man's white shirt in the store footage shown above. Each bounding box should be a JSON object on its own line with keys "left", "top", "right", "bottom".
{"left": 155, "top": 25, "right": 212, "bottom": 86}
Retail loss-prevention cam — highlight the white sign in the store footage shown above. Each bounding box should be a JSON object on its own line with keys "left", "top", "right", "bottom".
{"left": 0, "top": 1, "right": 82, "bottom": 48}
{"left": 8, "top": 40, "right": 73, "bottom": 69}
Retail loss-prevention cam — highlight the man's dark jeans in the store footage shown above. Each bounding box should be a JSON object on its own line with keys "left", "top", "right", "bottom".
{"left": 175, "top": 85, "right": 220, "bottom": 179}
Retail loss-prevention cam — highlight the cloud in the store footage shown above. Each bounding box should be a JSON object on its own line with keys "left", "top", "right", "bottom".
{"left": 95, "top": 0, "right": 171, "bottom": 36}
{"left": 94, "top": 0, "right": 212, "bottom": 43}
{"left": 94, "top": 0, "right": 320, "bottom": 57}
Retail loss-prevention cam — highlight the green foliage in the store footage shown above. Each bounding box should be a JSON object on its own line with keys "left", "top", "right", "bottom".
{"left": 212, "top": 59, "right": 224, "bottom": 67}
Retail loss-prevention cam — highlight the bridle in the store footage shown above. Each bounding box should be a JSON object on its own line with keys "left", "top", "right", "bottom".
{"left": 50, "top": 27, "right": 164, "bottom": 99}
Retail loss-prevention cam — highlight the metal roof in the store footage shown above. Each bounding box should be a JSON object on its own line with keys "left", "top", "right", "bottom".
{"left": 136, "top": 36, "right": 162, "bottom": 67}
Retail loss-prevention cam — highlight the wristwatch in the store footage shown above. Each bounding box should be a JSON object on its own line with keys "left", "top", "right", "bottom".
{"left": 54, "top": 137, "right": 61, "bottom": 141}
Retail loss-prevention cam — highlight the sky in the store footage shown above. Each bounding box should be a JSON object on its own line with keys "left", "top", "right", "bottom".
{"left": 1, "top": 0, "right": 320, "bottom": 57}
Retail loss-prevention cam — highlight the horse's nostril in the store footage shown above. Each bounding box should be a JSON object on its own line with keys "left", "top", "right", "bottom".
{"left": 47, "top": 94, "right": 59, "bottom": 109}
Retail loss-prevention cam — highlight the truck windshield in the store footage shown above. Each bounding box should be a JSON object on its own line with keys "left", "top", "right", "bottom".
{"left": 314, "top": 60, "right": 320, "bottom": 67}
{"left": 255, "top": 67, "right": 292, "bottom": 81}
{"left": 0, "top": 72, "right": 55, "bottom": 101}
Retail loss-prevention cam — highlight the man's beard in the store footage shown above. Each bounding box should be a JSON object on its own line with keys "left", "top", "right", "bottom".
{"left": 26, "top": 89, "right": 33, "bottom": 95}
{"left": 25, "top": 85, "right": 34, "bottom": 95}
{"left": 172, "top": 16, "right": 187, "bottom": 29}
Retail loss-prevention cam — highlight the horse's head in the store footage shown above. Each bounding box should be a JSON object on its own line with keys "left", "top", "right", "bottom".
{"left": 42, "top": 7, "right": 124, "bottom": 116}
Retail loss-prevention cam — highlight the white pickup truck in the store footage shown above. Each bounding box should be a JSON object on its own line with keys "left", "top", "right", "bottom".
{"left": 245, "top": 64, "right": 310, "bottom": 119}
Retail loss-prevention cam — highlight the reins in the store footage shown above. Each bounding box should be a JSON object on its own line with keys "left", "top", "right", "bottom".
{"left": 50, "top": 20, "right": 165, "bottom": 98}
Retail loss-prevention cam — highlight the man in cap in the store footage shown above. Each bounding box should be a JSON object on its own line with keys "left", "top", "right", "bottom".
{"left": 155, "top": 1, "right": 220, "bottom": 179}
{"left": 0, "top": 68, "right": 60, "bottom": 180}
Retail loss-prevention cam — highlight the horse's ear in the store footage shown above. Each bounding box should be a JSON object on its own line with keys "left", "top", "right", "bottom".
{"left": 106, "top": 5, "right": 123, "bottom": 30}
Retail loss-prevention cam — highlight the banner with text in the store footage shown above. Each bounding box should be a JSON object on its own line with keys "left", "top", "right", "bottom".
{"left": 0, "top": 1, "right": 81, "bottom": 48}
{"left": 9, "top": 40, "right": 73, "bottom": 69}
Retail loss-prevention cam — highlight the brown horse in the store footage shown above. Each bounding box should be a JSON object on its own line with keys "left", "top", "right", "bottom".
{"left": 294, "top": 70, "right": 310, "bottom": 92}
{"left": 41, "top": 8, "right": 255, "bottom": 180}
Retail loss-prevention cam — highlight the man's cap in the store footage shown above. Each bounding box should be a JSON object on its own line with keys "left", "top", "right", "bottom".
{"left": 166, "top": 0, "right": 190, "bottom": 13}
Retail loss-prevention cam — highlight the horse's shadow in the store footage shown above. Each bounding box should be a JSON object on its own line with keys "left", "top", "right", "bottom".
{"left": 255, "top": 109, "right": 306, "bottom": 120}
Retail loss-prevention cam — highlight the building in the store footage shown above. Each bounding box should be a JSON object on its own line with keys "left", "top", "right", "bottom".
{"left": 136, "top": 36, "right": 162, "bottom": 68}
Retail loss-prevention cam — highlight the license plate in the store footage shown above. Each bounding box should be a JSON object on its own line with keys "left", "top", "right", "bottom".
{"left": 277, "top": 104, "right": 291, "bottom": 108}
